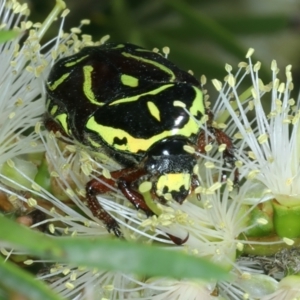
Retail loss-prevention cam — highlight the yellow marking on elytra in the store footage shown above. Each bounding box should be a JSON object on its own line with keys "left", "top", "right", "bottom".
{"left": 47, "top": 73, "right": 70, "bottom": 91}
{"left": 121, "top": 74, "right": 139, "bottom": 87}
{"left": 147, "top": 101, "right": 160, "bottom": 121}
{"left": 55, "top": 113, "right": 69, "bottom": 134}
{"left": 86, "top": 113, "right": 200, "bottom": 153}
{"left": 156, "top": 173, "right": 191, "bottom": 193}
{"left": 64, "top": 55, "right": 89, "bottom": 67}
{"left": 50, "top": 105, "right": 58, "bottom": 115}
{"left": 86, "top": 86, "right": 204, "bottom": 153}
{"left": 190, "top": 86, "right": 205, "bottom": 116}
{"left": 109, "top": 84, "right": 173, "bottom": 106}
{"left": 122, "top": 52, "right": 176, "bottom": 81}
{"left": 83, "top": 65, "right": 105, "bottom": 106}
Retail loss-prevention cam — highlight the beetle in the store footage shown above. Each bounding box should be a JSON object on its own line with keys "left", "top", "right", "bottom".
{"left": 44, "top": 42, "right": 237, "bottom": 240}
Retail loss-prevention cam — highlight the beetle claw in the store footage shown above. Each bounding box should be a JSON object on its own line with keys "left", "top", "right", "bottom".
{"left": 167, "top": 233, "right": 189, "bottom": 245}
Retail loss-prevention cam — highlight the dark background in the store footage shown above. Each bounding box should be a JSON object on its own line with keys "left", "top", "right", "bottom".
{"left": 26, "top": 0, "right": 300, "bottom": 97}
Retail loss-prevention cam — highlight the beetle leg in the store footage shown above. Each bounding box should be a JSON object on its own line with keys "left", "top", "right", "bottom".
{"left": 118, "top": 177, "right": 154, "bottom": 217}
{"left": 86, "top": 167, "right": 190, "bottom": 245}
{"left": 191, "top": 174, "right": 201, "bottom": 200}
{"left": 86, "top": 167, "right": 149, "bottom": 237}
{"left": 43, "top": 113, "right": 67, "bottom": 136}
{"left": 86, "top": 175, "right": 123, "bottom": 237}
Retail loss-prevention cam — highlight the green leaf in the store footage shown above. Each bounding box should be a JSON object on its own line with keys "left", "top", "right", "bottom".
{"left": 0, "top": 257, "right": 63, "bottom": 300}
{"left": 0, "top": 215, "right": 229, "bottom": 281}
{"left": 0, "top": 31, "right": 19, "bottom": 43}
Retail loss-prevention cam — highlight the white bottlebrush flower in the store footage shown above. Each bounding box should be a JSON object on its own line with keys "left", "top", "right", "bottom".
{"left": 137, "top": 278, "right": 220, "bottom": 300}
{"left": 0, "top": 0, "right": 102, "bottom": 202}
{"left": 214, "top": 49, "right": 300, "bottom": 207}
{"left": 219, "top": 272, "right": 278, "bottom": 300}
{"left": 0, "top": 0, "right": 45, "bottom": 190}
{"left": 261, "top": 275, "right": 300, "bottom": 300}
{"left": 38, "top": 265, "right": 142, "bottom": 300}
{"left": 0, "top": 0, "right": 91, "bottom": 196}
{"left": 33, "top": 40, "right": 287, "bottom": 298}
{"left": 2, "top": 1, "right": 298, "bottom": 299}
{"left": 212, "top": 49, "right": 300, "bottom": 239}
{"left": 38, "top": 133, "right": 273, "bottom": 299}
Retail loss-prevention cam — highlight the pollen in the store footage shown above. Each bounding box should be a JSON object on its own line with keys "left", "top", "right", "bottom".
{"left": 234, "top": 132, "right": 243, "bottom": 139}
{"left": 141, "top": 218, "right": 153, "bottom": 227}
{"left": 200, "top": 75, "right": 207, "bottom": 86}
{"left": 70, "top": 272, "right": 77, "bottom": 281}
{"left": 66, "top": 188, "right": 75, "bottom": 197}
{"left": 100, "top": 35, "right": 110, "bottom": 44}
{"left": 227, "top": 74, "right": 235, "bottom": 87}
{"left": 49, "top": 224, "right": 55, "bottom": 234}
{"left": 204, "top": 161, "right": 215, "bottom": 169}
{"left": 162, "top": 46, "right": 170, "bottom": 58}
{"left": 253, "top": 61, "right": 261, "bottom": 72}
{"left": 1, "top": 248, "right": 9, "bottom": 256}
{"left": 102, "top": 168, "right": 111, "bottom": 179}
{"left": 61, "top": 9, "right": 70, "bottom": 18}
{"left": 283, "top": 237, "right": 294, "bottom": 245}
{"left": 278, "top": 82, "right": 285, "bottom": 94}
{"left": 193, "top": 164, "right": 199, "bottom": 175}
{"left": 273, "top": 78, "right": 279, "bottom": 89}
{"left": 204, "top": 144, "right": 212, "bottom": 152}
{"left": 248, "top": 151, "right": 256, "bottom": 160}
{"left": 62, "top": 268, "right": 71, "bottom": 275}
{"left": 31, "top": 183, "right": 41, "bottom": 191}
{"left": 246, "top": 48, "right": 254, "bottom": 58}
{"left": 247, "top": 169, "right": 260, "bottom": 180}
{"left": 218, "top": 143, "right": 227, "bottom": 152}
{"left": 208, "top": 182, "right": 222, "bottom": 192}
{"left": 236, "top": 242, "right": 244, "bottom": 251}
{"left": 243, "top": 293, "right": 250, "bottom": 300}
{"left": 238, "top": 61, "right": 248, "bottom": 68}
{"left": 65, "top": 282, "right": 75, "bottom": 290}
{"left": 183, "top": 145, "right": 195, "bottom": 154}
{"left": 28, "top": 197, "right": 37, "bottom": 207}
{"left": 8, "top": 111, "right": 16, "bottom": 119}
{"left": 225, "top": 63, "right": 232, "bottom": 72}
{"left": 103, "top": 285, "right": 114, "bottom": 291}
{"left": 257, "top": 133, "right": 268, "bottom": 144}
{"left": 251, "top": 87, "right": 257, "bottom": 99}
{"left": 173, "top": 100, "right": 186, "bottom": 108}
{"left": 212, "top": 79, "right": 222, "bottom": 92}
{"left": 50, "top": 171, "right": 59, "bottom": 177}
{"left": 6, "top": 159, "right": 14, "bottom": 168}
{"left": 24, "top": 260, "right": 33, "bottom": 265}
{"left": 257, "top": 218, "right": 268, "bottom": 225}
{"left": 80, "top": 19, "right": 90, "bottom": 25}
{"left": 271, "top": 60, "right": 277, "bottom": 72}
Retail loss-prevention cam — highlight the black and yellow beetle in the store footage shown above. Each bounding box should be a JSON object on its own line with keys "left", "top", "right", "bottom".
{"left": 44, "top": 43, "right": 237, "bottom": 240}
